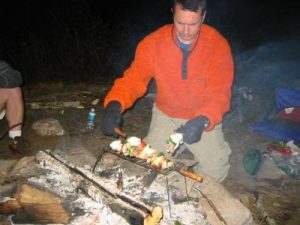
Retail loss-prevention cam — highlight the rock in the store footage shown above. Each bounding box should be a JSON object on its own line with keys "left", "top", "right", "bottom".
{"left": 8, "top": 156, "right": 36, "bottom": 176}
{"left": 0, "top": 160, "right": 18, "bottom": 177}
{"left": 193, "top": 175, "right": 254, "bottom": 225}
{"left": 199, "top": 197, "right": 224, "bottom": 225}
{"left": 91, "top": 98, "right": 100, "bottom": 105}
{"left": 32, "top": 118, "right": 64, "bottom": 136}
{"left": 0, "top": 157, "right": 37, "bottom": 196}
{"left": 238, "top": 192, "right": 257, "bottom": 209}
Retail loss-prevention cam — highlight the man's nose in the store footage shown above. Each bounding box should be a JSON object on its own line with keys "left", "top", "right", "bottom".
{"left": 183, "top": 25, "right": 189, "bottom": 35}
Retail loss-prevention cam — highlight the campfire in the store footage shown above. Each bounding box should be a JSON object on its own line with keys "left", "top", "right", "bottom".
{"left": 0, "top": 145, "right": 253, "bottom": 225}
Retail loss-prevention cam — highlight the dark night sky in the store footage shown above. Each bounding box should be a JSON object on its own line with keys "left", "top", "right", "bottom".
{"left": 1, "top": 0, "right": 299, "bottom": 45}
{"left": 0, "top": 0, "right": 299, "bottom": 84}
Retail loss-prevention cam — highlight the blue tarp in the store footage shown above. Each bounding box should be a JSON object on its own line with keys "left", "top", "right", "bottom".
{"left": 251, "top": 87, "right": 300, "bottom": 142}
{"left": 276, "top": 87, "right": 300, "bottom": 112}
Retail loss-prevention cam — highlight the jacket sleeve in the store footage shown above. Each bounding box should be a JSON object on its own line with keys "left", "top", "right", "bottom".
{"left": 104, "top": 36, "right": 155, "bottom": 112}
{"left": 197, "top": 39, "right": 234, "bottom": 130}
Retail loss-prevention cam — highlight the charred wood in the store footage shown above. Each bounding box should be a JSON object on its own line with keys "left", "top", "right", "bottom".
{"left": 0, "top": 184, "right": 70, "bottom": 224}
{"left": 36, "top": 150, "right": 163, "bottom": 225}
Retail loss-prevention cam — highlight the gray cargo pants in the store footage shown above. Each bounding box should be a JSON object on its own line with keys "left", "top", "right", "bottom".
{"left": 144, "top": 104, "right": 232, "bottom": 182}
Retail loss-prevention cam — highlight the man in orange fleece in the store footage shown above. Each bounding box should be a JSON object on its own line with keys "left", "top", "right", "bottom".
{"left": 101, "top": 0, "right": 233, "bottom": 182}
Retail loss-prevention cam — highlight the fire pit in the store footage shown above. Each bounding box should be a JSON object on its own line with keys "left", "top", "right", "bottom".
{"left": 0, "top": 147, "right": 253, "bottom": 225}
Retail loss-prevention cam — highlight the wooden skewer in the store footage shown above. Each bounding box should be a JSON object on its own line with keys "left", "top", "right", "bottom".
{"left": 179, "top": 168, "right": 202, "bottom": 182}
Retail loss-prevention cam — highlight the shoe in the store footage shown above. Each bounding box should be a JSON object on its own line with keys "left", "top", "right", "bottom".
{"left": 8, "top": 136, "right": 25, "bottom": 156}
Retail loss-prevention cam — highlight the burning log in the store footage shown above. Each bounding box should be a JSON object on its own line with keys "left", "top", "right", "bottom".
{"left": 0, "top": 184, "right": 70, "bottom": 224}
{"left": 36, "top": 150, "right": 163, "bottom": 225}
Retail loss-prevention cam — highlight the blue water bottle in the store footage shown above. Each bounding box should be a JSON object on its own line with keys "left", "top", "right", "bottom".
{"left": 87, "top": 108, "right": 96, "bottom": 130}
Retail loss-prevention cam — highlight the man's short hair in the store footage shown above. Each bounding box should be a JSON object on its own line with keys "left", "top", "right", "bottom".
{"left": 0, "top": 61, "right": 22, "bottom": 88}
{"left": 173, "top": 0, "right": 207, "bottom": 12}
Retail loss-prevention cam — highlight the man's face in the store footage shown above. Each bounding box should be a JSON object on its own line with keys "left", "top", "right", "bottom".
{"left": 173, "top": 4, "right": 204, "bottom": 44}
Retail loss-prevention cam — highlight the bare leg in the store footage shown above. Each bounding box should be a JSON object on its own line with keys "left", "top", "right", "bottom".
{"left": 0, "top": 87, "right": 24, "bottom": 131}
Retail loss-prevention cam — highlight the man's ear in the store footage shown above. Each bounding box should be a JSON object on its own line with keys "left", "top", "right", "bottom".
{"left": 171, "top": 7, "right": 174, "bottom": 15}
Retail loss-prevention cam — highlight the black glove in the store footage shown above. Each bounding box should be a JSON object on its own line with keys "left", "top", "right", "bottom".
{"left": 176, "top": 116, "right": 209, "bottom": 144}
{"left": 100, "top": 101, "right": 122, "bottom": 137}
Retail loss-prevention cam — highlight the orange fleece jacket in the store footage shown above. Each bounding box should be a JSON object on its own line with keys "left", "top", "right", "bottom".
{"left": 104, "top": 24, "right": 234, "bottom": 130}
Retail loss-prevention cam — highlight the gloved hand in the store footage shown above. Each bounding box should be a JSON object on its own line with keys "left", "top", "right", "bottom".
{"left": 176, "top": 116, "right": 209, "bottom": 144}
{"left": 100, "top": 101, "right": 122, "bottom": 138}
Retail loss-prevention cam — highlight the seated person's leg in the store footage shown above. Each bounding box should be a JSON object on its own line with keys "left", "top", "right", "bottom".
{"left": 0, "top": 87, "right": 24, "bottom": 149}
{"left": 0, "top": 61, "right": 24, "bottom": 153}
{"left": 0, "top": 88, "right": 7, "bottom": 116}
{"left": 5, "top": 87, "right": 24, "bottom": 135}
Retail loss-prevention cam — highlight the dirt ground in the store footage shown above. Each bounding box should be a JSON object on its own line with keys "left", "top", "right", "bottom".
{"left": 1, "top": 83, "right": 300, "bottom": 225}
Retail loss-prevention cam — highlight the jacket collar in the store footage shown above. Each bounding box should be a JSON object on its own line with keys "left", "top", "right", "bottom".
{"left": 171, "top": 24, "right": 201, "bottom": 52}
